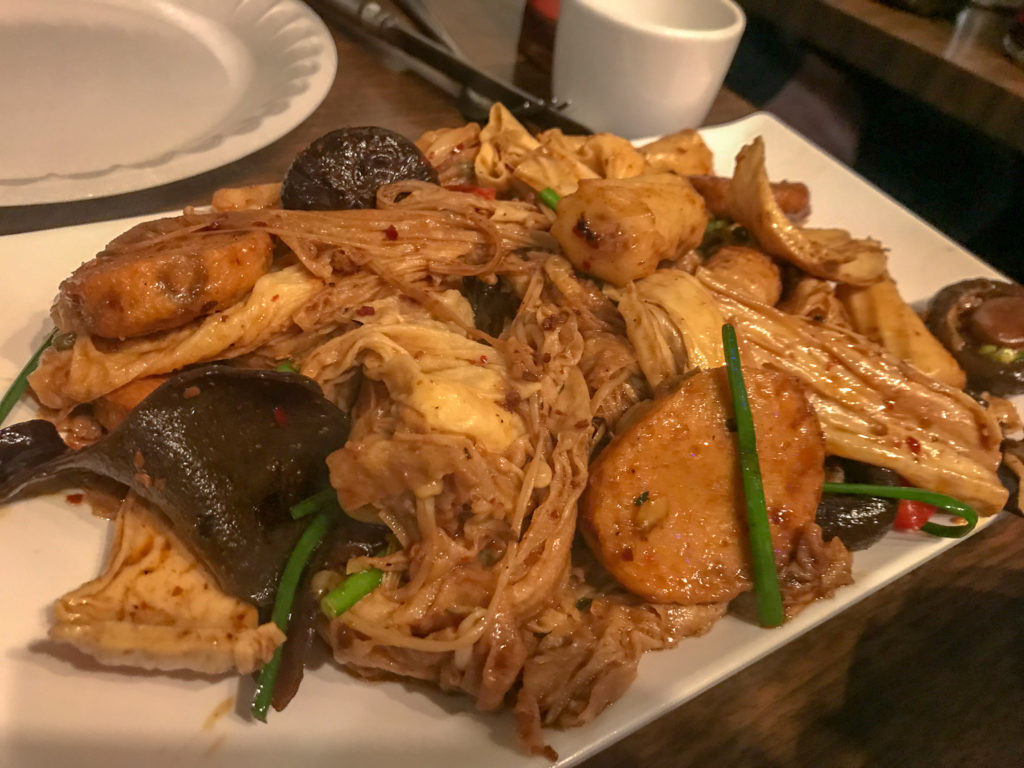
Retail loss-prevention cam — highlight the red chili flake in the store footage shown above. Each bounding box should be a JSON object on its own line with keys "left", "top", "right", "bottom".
{"left": 906, "top": 436, "right": 922, "bottom": 455}
{"left": 271, "top": 294, "right": 279, "bottom": 302}
{"left": 183, "top": 386, "right": 200, "bottom": 399}
{"left": 478, "top": 355, "right": 489, "bottom": 365}
{"left": 65, "top": 493, "right": 84, "bottom": 504}
{"left": 273, "top": 406, "right": 288, "bottom": 427}
{"left": 621, "top": 547, "right": 634, "bottom": 562}
{"left": 384, "top": 225, "right": 399, "bottom": 241}
{"left": 356, "top": 305, "right": 376, "bottom": 316}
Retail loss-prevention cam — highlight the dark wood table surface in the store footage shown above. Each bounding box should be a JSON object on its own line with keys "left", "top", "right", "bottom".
{"left": 2, "top": 2, "right": 1022, "bottom": 766}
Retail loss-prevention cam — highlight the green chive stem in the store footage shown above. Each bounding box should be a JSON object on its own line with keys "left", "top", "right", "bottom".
{"left": 289, "top": 488, "right": 338, "bottom": 520}
{"left": 722, "top": 324, "right": 785, "bottom": 628}
{"left": 251, "top": 509, "right": 336, "bottom": 721}
{"left": 537, "top": 187, "right": 560, "bottom": 211}
{"left": 823, "top": 482, "right": 978, "bottom": 538}
{"left": 0, "top": 329, "right": 55, "bottom": 426}
{"left": 321, "top": 567, "right": 383, "bottom": 619}
{"left": 274, "top": 360, "right": 300, "bottom": 373}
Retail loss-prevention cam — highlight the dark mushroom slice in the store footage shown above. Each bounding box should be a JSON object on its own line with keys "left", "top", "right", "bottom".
{"left": 281, "top": 126, "right": 439, "bottom": 211}
{"left": 815, "top": 458, "right": 900, "bottom": 550}
{"left": 461, "top": 276, "right": 521, "bottom": 338}
{"left": 925, "top": 278, "right": 1024, "bottom": 395}
{"left": 270, "top": 519, "right": 387, "bottom": 712}
{"left": 0, "top": 420, "right": 68, "bottom": 486}
{"left": 998, "top": 439, "right": 1024, "bottom": 518}
{"left": 0, "top": 366, "right": 350, "bottom": 613}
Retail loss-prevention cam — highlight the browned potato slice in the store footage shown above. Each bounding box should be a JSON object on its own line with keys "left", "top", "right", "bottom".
{"left": 581, "top": 367, "right": 825, "bottom": 604}
{"left": 550, "top": 173, "right": 707, "bottom": 287}
{"left": 698, "top": 245, "right": 782, "bottom": 305}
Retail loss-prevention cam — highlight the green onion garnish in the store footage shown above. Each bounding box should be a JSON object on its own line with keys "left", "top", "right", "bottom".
{"left": 823, "top": 482, "right": 978, "bottom": 538}
{"left": 537, "top": 187, "right": 560, "bottom": 211}
{"left": 289, "top": 488, "right": 338, "bottom": 520}
{"left": 274, "top": 360, "right": 300, "bottom": 373}
{"left": 721, "top": 324, "right": 785, "bottom": 628}
{"left": 251, "top": 509, "right": 337, "bottom": 721}
{"left": 0, "top": 329, "right": 56, "bottom": 426}
{"left": 321, "top": 566, "right": 383, "bottom": 619}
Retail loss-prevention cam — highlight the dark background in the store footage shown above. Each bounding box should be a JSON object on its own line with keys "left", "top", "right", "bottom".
{"left": 726, "top": 14, "right": 1023, "bottom": 281}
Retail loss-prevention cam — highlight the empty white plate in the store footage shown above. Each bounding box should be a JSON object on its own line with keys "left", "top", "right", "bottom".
{"left": 0, "top": 0, "right": 337, "bottom": 205}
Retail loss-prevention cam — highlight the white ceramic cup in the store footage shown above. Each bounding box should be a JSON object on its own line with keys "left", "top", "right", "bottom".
{"left": 552, "top": 0, "right": 746, "bottom": 138}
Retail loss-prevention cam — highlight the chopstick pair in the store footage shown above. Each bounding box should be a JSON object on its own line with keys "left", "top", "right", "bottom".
{"left": 308, "top": 0, "right": 592, "bottom": 133}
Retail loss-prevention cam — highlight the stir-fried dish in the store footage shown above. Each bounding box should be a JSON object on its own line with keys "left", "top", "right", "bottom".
{"left": 1, "top": 105, "right": 1021, "bottom": 759}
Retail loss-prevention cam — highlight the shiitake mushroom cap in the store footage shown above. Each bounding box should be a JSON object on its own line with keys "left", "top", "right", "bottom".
{"left": 816, "top": 459, "right": 900, "bottom": 551}
{"left": 925, "top": 278, "right": 1024, "bottom": 395}
{"left": 816, "top": 495, "right": 898, "bottom": 551}
{"left": 281, "top": 126, "right": 439, "bottom": 211}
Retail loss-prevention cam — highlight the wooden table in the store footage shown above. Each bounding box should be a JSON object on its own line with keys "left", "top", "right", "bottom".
{"left": 2, "top": 2, "right": 1022, "bottom": 767}
{"left": 737, "top": 0, "right": 1024, "bottom": 153}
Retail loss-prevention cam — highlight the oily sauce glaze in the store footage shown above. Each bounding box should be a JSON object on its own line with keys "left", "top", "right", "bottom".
{"left": 582, "top": 367, "right": 842, "bottom": 610}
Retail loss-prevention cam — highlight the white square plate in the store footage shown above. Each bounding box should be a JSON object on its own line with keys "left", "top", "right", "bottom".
{"left": 0, "top": 113, "right": 1006, "bottom": 768}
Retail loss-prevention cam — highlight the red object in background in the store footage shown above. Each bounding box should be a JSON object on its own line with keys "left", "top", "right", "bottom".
{"left": 894, "top": 499, "right": 938, "bottom": 530}
{"left": 514, "top": 0, "right": 560, "bottom": 98}
{"left": 530, "top": 0, "right": 560, "bottom": 21}
{"left": 1006, "top": 9, "right": 1024, "bottom": 68}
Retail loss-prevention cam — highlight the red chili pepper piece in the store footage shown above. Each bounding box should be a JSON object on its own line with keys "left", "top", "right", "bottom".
{"left": 272, "top": 406, "right": 288, "bottom": 427}
{"left": 894, "top": 498, "right": 937, "bottom": 531}
{"left": 384, "top": 225, "right": 398, "bottom": 240}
